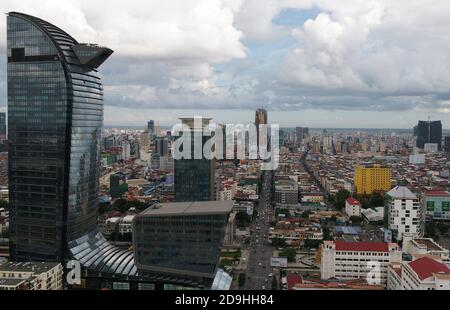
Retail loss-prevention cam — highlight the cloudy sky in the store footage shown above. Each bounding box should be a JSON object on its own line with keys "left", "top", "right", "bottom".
{"left": 1, "top": 0, "right": 450, "bottom": 128}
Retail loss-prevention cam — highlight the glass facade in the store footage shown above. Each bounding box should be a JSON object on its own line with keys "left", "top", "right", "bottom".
{"left": 133, "top": 211, "right": 229, "bottom": 283}
{"left": 7, "top": 12, "right": 111, "bottom": 261}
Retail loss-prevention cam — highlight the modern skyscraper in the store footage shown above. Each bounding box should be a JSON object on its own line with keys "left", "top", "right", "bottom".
{"left": 255, "top": 108, "right": 267, "bottom": 127}
{"left": 354, "top": 164, "right": 392, "bottom": 195}
{"left": 255, "top": 108, "right": 268, "bottom": 148}
{"left": 174, "top": 118, "right": 216, "bottom": 202}
{"left": 415, "top": 120, "right": 442, "bottom": 150}
{"left": 295, "top": 127, "right": 309, "bottom": 144}
{"left": 7, "top": 12, "right": 114, "bottom": 261}
{"left": 444, "top": 136, "right": 450, "bottom": 155}
{"left": 155, "top": 138, "right": 169, "bottom": 157}
{"left": 147, "top": 120, "right": 155, "bottom": 134}
{"left": 0, "top": 112, "right": 6, "bottom": 139}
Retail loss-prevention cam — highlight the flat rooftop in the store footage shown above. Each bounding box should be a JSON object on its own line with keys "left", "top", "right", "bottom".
{"left": 413, "top": 238, "right": 446, "bottom": 252}
{"left": 0, "top": 262, "right": 61, "bottom": 274}
{"left": 139, "top": 201, "right": 234, "bottom": 217}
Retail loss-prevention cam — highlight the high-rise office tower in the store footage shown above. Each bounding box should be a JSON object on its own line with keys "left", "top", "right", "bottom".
{"left": 155, "top": 138, "right": 169, "bottom": 157}
{"left": 255, "top": 108, "right": 268, "bottom": 148}
{"left": 296, "top": 127, "right": 309, "bottom": 143}
{"left": 0, "top": 112, "right": 6, "bottom": 139}
{"left": 7, "top": 12, "right": 114, "bottom": 262}
{"left": 415, "top": 120, "right": 442, "bottom": 150}
{"left": 147, "top": 120, "right": 155, "bottom": 135}
{"left": 445, "top": 136, "right": 450, "bottom": 155}
{"left": 174, "top": 118, "right": 216, "bottom": 202}
{"left": 255, "top": 108, "right": 267, "bottom": 128}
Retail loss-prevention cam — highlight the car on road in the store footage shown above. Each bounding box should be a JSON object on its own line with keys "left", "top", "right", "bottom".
{"left": 268, "top": 273, "right": 273, "bottom": 277}
{"left": 258, "top": 262, "right": 262, "bottom": 267}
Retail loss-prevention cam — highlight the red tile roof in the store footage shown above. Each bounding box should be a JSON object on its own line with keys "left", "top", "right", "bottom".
{"left": 335, "top": 241, "right": 390, "bottom": 252}
{"left": 346, "top": 197, "right": 361, "bottom": 205}
{"left": 425, "top": 191, "right": 450, "bottom": 197}
{"left": 408, "top": 257, "right": 450, "bottom": 281}
{"left": 287, "top": 273, "right": 302, "bottom": 290}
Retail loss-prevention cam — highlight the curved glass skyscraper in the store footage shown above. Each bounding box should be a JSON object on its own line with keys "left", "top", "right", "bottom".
{"left": 7, "top": 12, "right": 113, "bottom": 261}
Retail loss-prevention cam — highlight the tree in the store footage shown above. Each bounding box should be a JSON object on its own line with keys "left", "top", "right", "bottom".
{"left": 370, "top": 191, "right": 384, "bottom": 207}
{"left": 437, "top": 223, "right": 449, "bottom": 236}
{"left": 271, "top": 237, "right": 287, "bottom": 248}
{"left": 349, "top": 216, "right": 364, "bottom": 225}
{"left": 271, "top": 277, "right": 278, "bottom": 290}
{"left": 304, "top": 239, "right": 322, "bottom": 249}
{"left": 0, "top": 199, "right": 8, "bottom": 210}
{"left": 425, "top": 222, "right": 438, "bottom": 240}
{"left": 322, "top": 226, "right": 331, "bottom": 240}
{"left": 112, "top": 199, "right": 129, "bottom": 212}
{"left": 236, "top": 212, "right": 251, "bottom": 228}
{"left": 334, "top": 189, "right": 351, "bottom": 211}
{"left": 301, "top": 210, "right": 312, "bottom": 219}
{"left": 280, "top": 248, "right": 297, "bottom": 262}
{"left": 238, "top": 273, "right": 246, "bottom": 287}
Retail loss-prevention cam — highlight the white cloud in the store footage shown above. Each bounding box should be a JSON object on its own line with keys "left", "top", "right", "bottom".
{"left": 0, "top": 0, "right": 246, "bottom": 62}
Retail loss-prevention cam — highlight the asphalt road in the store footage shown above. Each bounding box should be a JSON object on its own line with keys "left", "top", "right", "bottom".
{"left": 243, "top": 171, "right": 276, "bottom": 290}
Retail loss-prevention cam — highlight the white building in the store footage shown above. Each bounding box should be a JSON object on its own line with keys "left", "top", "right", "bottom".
{"left": 232, "top": 202, "right": 254, "bottom": 216}
{"left": 121, "top": 140, "right": 131, "bottom": 160}
{"left": 321, "top": 241, "right": 402, "bottom": 286}
{"left": 388, "top": 256, "right": 450, "bottom": 290}
{"left": 119, "top": 214, "right": 135, "bottom": 235}
{"left": 345, "top": 197, "right": 362, "bottom": 217}
{"left": 0, "top": 262, "right": 63, "bottom": 290}
{"left": 403, "top": 237, "right": 449, "bottom": 264}
{"left": 361, "top": 207, "right": 384, "bottom": 223}
{"left": 386, "top": 186, "right": 424, "bottom": 241}
{"left": 409, "top": 154, "right": 426, "bottom": 165}
{"left": 424, "top": 143, "right": 438, "bottom": 153}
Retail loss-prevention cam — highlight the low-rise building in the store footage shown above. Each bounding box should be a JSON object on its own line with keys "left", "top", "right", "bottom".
{"left": 424, "top": 191, "right": 450, "bottom": 221}
{"left": 0, "top": 262, "right": 63, "bottom": 290}
{"left": 388, "top": 256, "right": 450, "bottom": 290}
{"left": 275, "top": 178, "right": 298, "bottom": 208}
{"left": 403, "top": 237, "right": 449, "bottom": 263}
{"left": 321, "top": 241, "right": 402, "bottom": 286}
{"left": 345, "top": 197, "right": 362, "bottom": 217}
{"left": 119, "top": 214, "right": 135, "bottom": 235}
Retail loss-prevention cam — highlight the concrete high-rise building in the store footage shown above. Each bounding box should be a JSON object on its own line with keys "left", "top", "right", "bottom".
{"left": 133, "top": 201, "right": 233, "bottom": 287}
{"left": 415, "top": 120, "right": 442, "bottom": 150}
{"left": 354, "top": 164, "right": 392, "bottom": 195}
{"left": 386, "top": 186, "right": 424, "bottom": 241}
{"left": 174, "top": 118, "right": 216, "bottom": 202}
{"left": 139, "top": 130, "right": 152, "bottom": 150}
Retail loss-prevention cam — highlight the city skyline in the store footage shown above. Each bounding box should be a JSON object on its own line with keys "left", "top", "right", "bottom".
{"left": 1, "top": 1, "right": 450, "bottom": 128}
{"left": 1, "top": 1, "right": 450, "bottom": 297}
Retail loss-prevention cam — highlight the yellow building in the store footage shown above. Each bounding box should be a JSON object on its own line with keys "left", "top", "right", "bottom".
{"left": 354, "top": 164, "right": 392, "bottom": 195}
